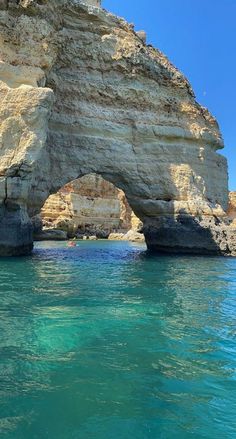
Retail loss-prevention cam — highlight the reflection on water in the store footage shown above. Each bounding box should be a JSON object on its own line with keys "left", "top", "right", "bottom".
{"left": 0, "top": 240, "right": 236, "bottom": 438}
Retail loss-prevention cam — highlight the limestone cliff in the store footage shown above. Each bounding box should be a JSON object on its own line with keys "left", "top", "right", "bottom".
{"left": 39, "top": 174, "right": 138, "bottom": 238}
{"left": 228, "top": 192, "right": 236, "bottom": 226}
{"left": 0, "top": 0, "right": 235, "bottom": 255}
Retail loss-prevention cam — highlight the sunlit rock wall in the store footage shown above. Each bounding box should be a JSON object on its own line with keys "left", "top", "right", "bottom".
{"left": 39, "top": 174, "right": 142, "bottom": 238}
{"left": 0, "top": 0, "right": 235, "bottom": 255}
{"left": 41, "top": 174, "right": 125, "bottom": 237}
{"left": 228, "top": 192, "right": 236, "bottom": 225}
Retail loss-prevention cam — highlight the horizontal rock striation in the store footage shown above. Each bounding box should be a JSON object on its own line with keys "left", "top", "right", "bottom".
{"left": 0, "top": 0, "right": 235, "bottom": 255}
{"left": 37, "top": 173, "right": 139, "bottom": 238}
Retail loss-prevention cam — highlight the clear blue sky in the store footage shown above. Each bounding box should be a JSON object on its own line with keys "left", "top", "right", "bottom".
{"left": 103, "top": 0, "right": 236, "bottom": 190}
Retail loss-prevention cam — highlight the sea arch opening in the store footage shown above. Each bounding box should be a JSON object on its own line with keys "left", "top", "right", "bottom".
{"left": 32, "top": 173, "right": 145, "bottom": 245}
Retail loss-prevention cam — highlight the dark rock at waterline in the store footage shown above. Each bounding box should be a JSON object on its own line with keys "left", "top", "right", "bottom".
{"left": 34, "top": 229, "right": 67, "bottom": 241}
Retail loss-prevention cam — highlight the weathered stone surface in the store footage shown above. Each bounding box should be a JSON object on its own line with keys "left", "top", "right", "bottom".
{"left": 40, "top": 174, "right": 123, "bottom": 237}
{"left": 0, "top": 0, "right": 235, "bottom": 255}
{"left": 228, "top": 192, "right": 236, "bottom": 225}
{"left": 123, "top": 229, "right": 145, "bottom": 243}
{"left": 144, "top": 215, "right": 235, "bottom": 255}
{"left": 34, "top": 228, "right": 67, "bottom": 241}
{"left": 108, "top": 233, "right": 125, "bottom": 241}
{"left": 38, "top": 173, "right": 143, "bottom": 239}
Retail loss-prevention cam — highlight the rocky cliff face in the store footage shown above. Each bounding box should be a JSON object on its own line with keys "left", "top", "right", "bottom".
{"left": 228, "top": 192, "right": 236, "bottom": 225}
{"left": 39, "top": 174, "right": 139, "bottom": 238}
{"left": 0, "top": 0, "right": 235, "bottom": 255}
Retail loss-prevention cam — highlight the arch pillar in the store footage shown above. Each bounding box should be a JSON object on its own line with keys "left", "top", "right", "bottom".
{"left": 0, "top": 177, "right": 33, "bottom": 256}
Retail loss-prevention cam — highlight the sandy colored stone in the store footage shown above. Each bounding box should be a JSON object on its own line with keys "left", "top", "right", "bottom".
{"left": 108, "top": 233, "right": 125, "bottom": 241}
{"left": 123, "top": 230, "right": 145, "bottom": 243}
{"left": 228, "top": 192, "right": 236, "bottom": 226}
{"left": 0, "top": 0, "right": 235, "bottom": 255}
{"left": 40, "top": 174, "right": 122, "bottom": 236}
{"left": 37, "top": 173, "right": 144, "bottom": 240}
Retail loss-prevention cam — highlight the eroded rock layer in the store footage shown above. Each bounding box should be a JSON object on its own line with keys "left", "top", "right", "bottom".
{"left": 228, "top": 192, "right": 236, "bottom": 226}
{"left": 0, "top": 0, "right": 235, "bottom": 255}
{"left": 39, "top": 174, "right": 136, "bottom": 238}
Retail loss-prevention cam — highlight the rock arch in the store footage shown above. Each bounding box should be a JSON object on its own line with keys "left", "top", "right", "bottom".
{"left": 0, "top": 0, "right": 235, "bottom": 255}
{"left": 35, "top": 173, "right": 142, "bottom": 240}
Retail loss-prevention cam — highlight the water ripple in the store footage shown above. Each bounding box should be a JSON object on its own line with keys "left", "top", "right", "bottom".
{"left": 0, "top": 241, "right": 236, "bottom": 438}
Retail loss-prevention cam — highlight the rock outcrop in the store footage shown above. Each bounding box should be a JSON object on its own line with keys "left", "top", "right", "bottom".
{"left": 0, "top": 0, "right": 235, "bottom": 255}
{"left": 34, "top": 228, "right": 67, "bottom": 241}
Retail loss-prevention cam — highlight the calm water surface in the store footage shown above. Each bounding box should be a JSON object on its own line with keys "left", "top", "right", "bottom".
{"left": 0, "top": 240, "right": 236, "bottom": 439}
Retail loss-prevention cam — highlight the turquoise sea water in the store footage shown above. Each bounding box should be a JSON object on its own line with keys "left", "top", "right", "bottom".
{"left": 0, "top": 240, "right": 236, "bottom": 439}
